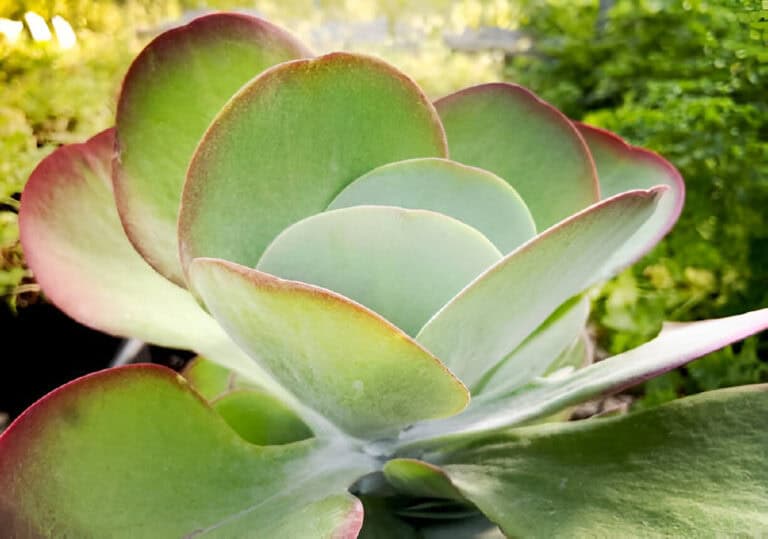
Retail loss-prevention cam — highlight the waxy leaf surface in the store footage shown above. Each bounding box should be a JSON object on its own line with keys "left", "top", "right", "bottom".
{"left": 180, "top": 52, "right": 448, "bottom": 272}
{"left": 258, "top": 206, "right": 501, "bottom": 336}
{"left": 418, "top": 386, "right": 768, "bottom": 536}
{"left": 189, "top": 259, "right": 469, "bottom": 439}
{"left": 435, "top": 83, "right": 598, "bottom": 229}
{"left": 115, "top": 13, "right": 310, "bottom": 284}
{"left": 476, "top": 296, "right": 590, "bottom": 395}
{"left": 416, "top": 189, "right": 663, "bottom": 388}
{"left": 328, "top": 158, "right": 536, "bottom": 253}
{"left": 578, "top": 122, "right": 685, "bottom": 265}
{"left": 18, "top": 129, "right": 290, "bottom": 393}
{"left": 0, "top": 365, "right": 370, "bottom": 537}
{"left": 400, "top": 308, "right": 768, "bottom": 444}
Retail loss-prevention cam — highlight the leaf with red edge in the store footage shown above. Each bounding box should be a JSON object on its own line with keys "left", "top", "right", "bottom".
{"left": 179, "top": 52, "right": 448, "bottom": 274}
{"left": 435, "top": 83, "right": 599, "bottom": 229}
{"left": 115, "top": 13, "right": 311, "bottom": 284}
{"left": 189, "top": 258, "right": 469, "bottom": 439}
{"left": 0, "top": 365, "right": 371, "bottom": 537}
{"left": 19, "top": 129, "right": 285, "bottom": 392}
{"left": 577, "top": 122, "right": 685, "bottom": 265}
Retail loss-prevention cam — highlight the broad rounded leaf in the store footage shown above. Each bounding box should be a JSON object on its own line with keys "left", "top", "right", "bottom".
{"left": 327, "top": 158, "right": 536, "bottom": 253}
{"left": 421, "top": 385, "right": 768, "bottom": 536}
{"left": 435, "top": 83, "right": 599, "bottom": 229}
{"left": 399, "top": 308, "right": 768, "bottom": 445}
{"left": 0, "top": 365, "right": 371, "bottom": 537}
{"left": 258, "top": 206, "right": 502, "bottom": 336}
{"left": 18, "top": 129, "right": 287, "bottom": 391}
{"left": 416, "top": 189, "right": 664, "bottom": 388}
{"left": 180, "top": 52, "right": 448, "bottom": 273}
{"left": 114, "top": 13, "right": 311, "bottom": 284}
{"left": 189, "top": 258, "right": 469, "bottom": 438}
{"left": 577, "top": 122, "right": 685, "bottom": 265}
{"left": 383, "top": 459, "right": 464, "bottom": 501}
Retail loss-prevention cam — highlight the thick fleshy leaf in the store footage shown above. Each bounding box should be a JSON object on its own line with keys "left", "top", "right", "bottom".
{"left": 577, "top": 122, "right": 685, "bottom": 265}
{"left": 327, "top": 158, "right": 536, "bottom": 253}
{"left": 181, "top": 355, "right": 241, "bottom": 401}
{"left": 257, "top": 206, "right": 501, "bottom": 336}
{"left": 384, "top": 459, "right": 464, "bottom": 501}
{"left": 416, "top": 189, "right": 664, "bottom": 388}
{"left": 418, "top": 385, "right": 768, "bottom": 536}
{"left": 189, "top": 258, "right": 469, "bottom": 439}
{"left": 114, "top": 13, "right": 310, "bottom": 284}
{"left": 0, "top": 365, "right": 371, "bottom": 537}
{"left": 18, "top": 129, "right": 292, "bottom": 396}
{"left": 474, "top": 296, "right": 590, "bottom": 395}
{"left": 180, "top": 52, "right": 448, "bottom": 273}
{"left": 397, "top": 308, "right": 768, "bottom": 445}
{"left": 212, "top": 389, "right": 313, "bottom": 445}
{"left": 435, "top": 83, "right": 599, "bottom": 229}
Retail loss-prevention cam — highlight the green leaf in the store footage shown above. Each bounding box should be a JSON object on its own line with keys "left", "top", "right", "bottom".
{"left": 179, "top": 52, "right": 448, "bottom": 274}
{"left": 418, "top": 516, "right": 505, "bottom": 538}
{"left": 416, "top": 189, "right": 663, "bottom": 388}
{"left": 383, "top": 459, "right": 464, "bottom": 501}
{"left": 181, "top": 356, "right": 241, "bottom": 401}
{"left": 114, "top": 13, "right": 310, "bottom": 284}
{"left": 212, "top": 389, "right": 314, "bottom": 445}
{"left": 475, "top": 296, "right": 590, "bottom": 395}
{"left": 420, "top": 385, "right": 768, "bottom": 536}
{"left": 435, "top": 83, "right": 598, "bottom": 229}
{"left": 189, "top": 258, "right": 469, "bottom": 439}
{"left": 257, "top": 206, "right": 501, "bottom": 336}
{"left": 18, "top": 130, "right": 297, "bottom": 400}
{"left": 399, "top": 308, "right": 768, "bottom": 445}
{"left": 327, "top": 158, "right": 536, "bottom": 253}
{"left": 577, "top": 122, "right": 685, "bottom": 266}
{"left": 0, "top": 365, "right": 371, "bottom": 537}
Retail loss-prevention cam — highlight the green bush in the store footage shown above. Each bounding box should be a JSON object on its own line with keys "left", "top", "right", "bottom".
{"left": 506, "top": 0, "right": 768, "bottom": 406}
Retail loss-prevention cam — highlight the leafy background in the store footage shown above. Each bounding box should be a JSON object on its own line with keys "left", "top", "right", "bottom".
{"left": 1, "top": 0, "right": 766, "bottom": 410}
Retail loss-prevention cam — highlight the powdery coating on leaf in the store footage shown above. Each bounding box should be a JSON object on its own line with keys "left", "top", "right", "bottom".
{"left": 114, "top": 12, "right": 312, "bottom": 285}
{"left": 0, "top": 365, "right": 197, "bottom": 536}
{"left": 576, "top": 121, "right": 685, "bottom": 252}
{"left": 435, "top": 83, "right": 600, "bottom": 228}
{"left": 416, "top": 187, "right": 666, "bottom": 387}
{"left": 189, "top": 258, "right": 470, "bottom": 438}
{"left": 178, "top": 51, "right": 449, "bottom": 274}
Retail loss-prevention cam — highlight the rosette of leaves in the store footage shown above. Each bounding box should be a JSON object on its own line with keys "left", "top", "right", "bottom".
{"left": 1, "top": 13, "right": 766, "bottom": 538}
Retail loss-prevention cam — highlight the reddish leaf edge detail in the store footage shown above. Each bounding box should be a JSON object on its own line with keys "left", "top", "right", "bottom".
{"left": 114, "top": 12, "right": 313, "bottom": 285}
{"left": 575, "top": 121, "right": 685, "bottom": 248}
{"left": 0, "top": 364, "right": 184, "bottom": 448}
{"left": 178, "top": 50, "right": 450, "bottom": 276}
{"left": 435, "top": 82, "right": 601, "bottom": 201}
{"left": 190, "top": 257, "right": 470, "bottom": 411}
{"left": 19, "top": 128, "right": 120, "bottom": 337}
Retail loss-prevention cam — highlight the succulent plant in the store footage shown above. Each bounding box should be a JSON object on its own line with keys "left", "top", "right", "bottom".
{"left": 2, "top": 12, "right": 767, "bottom": 537}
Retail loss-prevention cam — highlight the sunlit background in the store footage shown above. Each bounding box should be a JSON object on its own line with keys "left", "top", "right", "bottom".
{"left": 1, "top": 0, "right": 766, "bottom": 418}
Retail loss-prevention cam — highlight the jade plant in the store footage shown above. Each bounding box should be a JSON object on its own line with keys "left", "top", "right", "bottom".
{"left": 1, "top": 12, "right": 766, "bottom": 537}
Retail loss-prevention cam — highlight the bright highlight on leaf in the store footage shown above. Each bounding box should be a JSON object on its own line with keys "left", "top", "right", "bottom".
{"left": 12, "top": 11, "right": 768, "bottom": 536}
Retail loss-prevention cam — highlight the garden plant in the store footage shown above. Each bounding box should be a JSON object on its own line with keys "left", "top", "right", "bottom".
{"left": 0, "top": 12, "right": 766, "bottom": 537}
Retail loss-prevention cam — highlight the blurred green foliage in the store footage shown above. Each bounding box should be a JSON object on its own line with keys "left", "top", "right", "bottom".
{"left": 506, "top": 0, "right": 768, "bottom": 406}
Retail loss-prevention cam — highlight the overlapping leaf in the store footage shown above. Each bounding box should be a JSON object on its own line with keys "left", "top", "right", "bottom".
{"left": 435, "top": 83, "right": 599, "bottom": 229}
{"left": 179, "top": 52, "right": 448, "bottom": 273}
{"left": 189, "top": 258, "right": 469, "bottom": 438}
{"left": 257, "top": 206, "right": 501, "bottom": 336}
{"left": 0, "top": 365, "right": 371, "bottom": 537}
{"left": 328, "top": 158, "right": 536, "bottom": 254}
{"left": 114, "top": 13, "right": 311, "bottom": 284}
{"left": 401, "top": 385, "right": 768, "bottom": 536}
